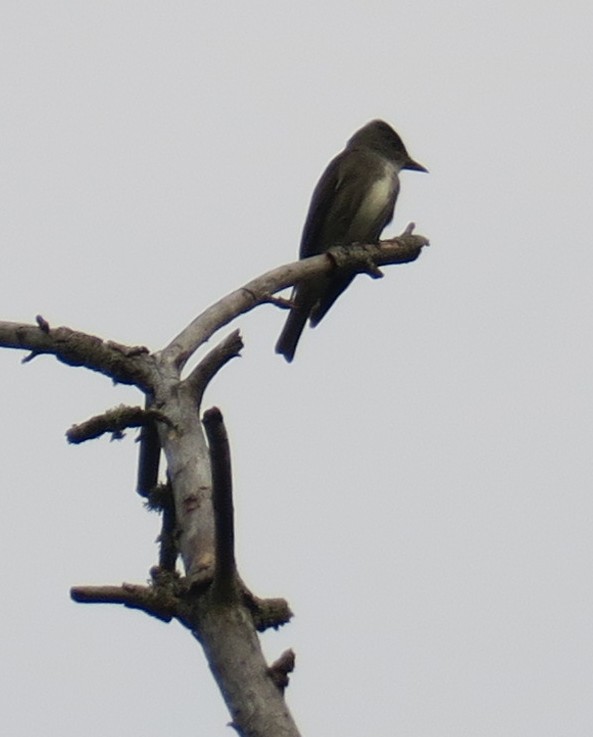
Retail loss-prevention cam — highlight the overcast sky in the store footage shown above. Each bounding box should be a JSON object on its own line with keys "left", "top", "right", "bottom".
{"left": 1, "top": 2, "right": 592, "bottom": 736}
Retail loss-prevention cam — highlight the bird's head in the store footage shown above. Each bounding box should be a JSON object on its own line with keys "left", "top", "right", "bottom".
{"left": 349, "top": 119, "right": 428, "bottom": 173}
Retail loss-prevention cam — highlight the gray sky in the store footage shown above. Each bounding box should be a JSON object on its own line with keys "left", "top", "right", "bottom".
{"left": 1, "top": 2, "right": 592, "bottom": 735}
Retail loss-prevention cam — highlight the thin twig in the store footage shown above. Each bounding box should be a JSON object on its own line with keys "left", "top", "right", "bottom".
{"left": 35, "top": 314, "right": 50, "bottom": 333}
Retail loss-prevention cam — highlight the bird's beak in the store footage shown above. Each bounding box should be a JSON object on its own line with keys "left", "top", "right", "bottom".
{"left": 405, "top": 158, "right": 429, "bottom": 173}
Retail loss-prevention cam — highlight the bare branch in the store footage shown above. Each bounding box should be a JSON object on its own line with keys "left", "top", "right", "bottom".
{"left": 66, "top": 404, "right": 173, "bottom": 444}
{"left": 70, "top": 582, "right": 179, "bottom": 623}
{"left": 268, "top": 650, "right": 296, "bottom": 693}
{"left": 203, "top": 407, "right": 237, "bottom": 601}
{"left": 136, "top": 397, "right": 163, "bottom": 497}
{"left": 147, "top": 481, "right": 179, "bottom": 572}
{"left": 243, "top": 593, "right": 294, "bottom": 632}
{"left": 0, "top": 321, "right": 155, "bottom": 389}
{"left": 185, "top": 329, "right": 243, "bottom": 407}
{"left": 160, "top": 232, "right": 428, "bottom": 370}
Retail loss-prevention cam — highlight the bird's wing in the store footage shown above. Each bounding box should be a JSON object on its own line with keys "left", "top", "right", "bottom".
{"left": 299, "top": 150, "right": 372, "bottom": 258}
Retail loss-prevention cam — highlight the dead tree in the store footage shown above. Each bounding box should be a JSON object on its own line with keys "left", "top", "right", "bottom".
{"left": 0, "top": 232, "right": 428, "bottom": 737}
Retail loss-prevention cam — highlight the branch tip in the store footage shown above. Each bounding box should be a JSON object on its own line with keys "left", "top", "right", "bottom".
{"left": 186, "top": 332, "right": 243, "bottom": 407}
{"left": 268, "top": 649, "right": 296, "bottom": 692}
{"left": 70, "top": 581, "right": 180, "bottom": 623}
{"left": 21, "top": 351, "right": 40, "bottom": 364}
{"left": 35, "top": 315, "right": 50, "bottom": 333}
{"left": 244, "top": 593, "right": 294, "bottom": 631}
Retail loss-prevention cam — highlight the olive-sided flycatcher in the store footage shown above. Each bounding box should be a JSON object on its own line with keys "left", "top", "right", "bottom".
{"left": 275, "top": 119, "right": 427, "bottom": 362}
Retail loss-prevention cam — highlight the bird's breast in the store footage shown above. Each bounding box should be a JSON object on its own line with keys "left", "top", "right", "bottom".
{"left": 350, "top": 160, "right": 398, "bottom": 239}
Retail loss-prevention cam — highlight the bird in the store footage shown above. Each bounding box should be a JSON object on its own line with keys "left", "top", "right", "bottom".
{"left": 275, "top": 119, "right": 427, "bottom": 362}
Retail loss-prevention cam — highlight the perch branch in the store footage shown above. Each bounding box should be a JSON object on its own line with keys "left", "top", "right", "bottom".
{"left": 160, "top": 232, "right": 428, "bottom": 370}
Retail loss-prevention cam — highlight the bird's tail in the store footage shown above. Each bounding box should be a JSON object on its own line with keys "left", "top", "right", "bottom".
{"left": 309, "top": 274, "right": 354, "bottom": 327}
{"left": 275, "top": 307, "right": 309, "bottom": 363}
